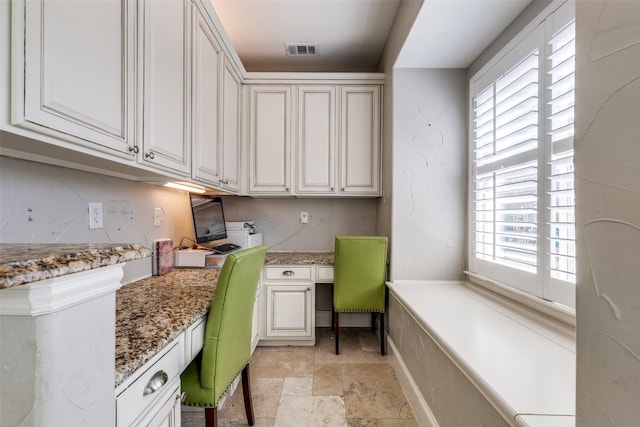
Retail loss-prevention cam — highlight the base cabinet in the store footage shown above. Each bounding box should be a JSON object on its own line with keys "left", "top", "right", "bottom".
{"left": 116, "top": 340, "right": 183, "bottom": 426}
{"left": 260, "top": 266, "right": 315, "bottom": 344}
{"left": 134, "top": 379, "right": 181, "bottom": 427}
{"left": 265, "top": 283, "right": 314, "bottom": 339}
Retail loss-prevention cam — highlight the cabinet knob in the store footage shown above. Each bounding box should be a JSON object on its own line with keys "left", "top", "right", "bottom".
{"left": 282, "top": 270, "right": 295, "bottom": 276}
{"left": 330, "top": 187, "right": 334, "bottom": 191}
{"left": 307, "top": 287, "right": 311, "bottom": 291}
{"left": 285, "top": 187, "right": 290, "bottom": 192}
{"left": 145, "top": 151, "right": 155, "bottom": 160}
{"left": 143, "top": 370, "right": 168, "bottom": 396}
{"left": 128, "top": 145, "right": 139, "bottom": 154}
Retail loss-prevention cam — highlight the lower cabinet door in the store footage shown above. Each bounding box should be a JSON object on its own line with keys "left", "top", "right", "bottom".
{"left": 136, "top": 379, "right": 181, "bottom": 427}
{"left": 265, "top": 283, "right": 313, "bottom": 338}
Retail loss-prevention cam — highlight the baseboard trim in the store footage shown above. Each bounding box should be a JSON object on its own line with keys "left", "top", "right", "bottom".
{"left": 387, "top": 336, "right": 440, "bottom": 427}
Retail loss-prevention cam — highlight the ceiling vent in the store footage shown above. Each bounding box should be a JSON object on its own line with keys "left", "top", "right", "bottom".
{"left": 285, "top": 43, "right": 319, "bottom": 56}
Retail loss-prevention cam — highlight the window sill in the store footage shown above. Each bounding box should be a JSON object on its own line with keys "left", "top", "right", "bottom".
{"left": 386, "top": 279, "right": 575, "bottom": 426}
{"left": 464, "top": 271, "right": 576, "bottom": 327}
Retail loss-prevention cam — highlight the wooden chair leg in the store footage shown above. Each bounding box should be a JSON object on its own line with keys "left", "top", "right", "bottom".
{"left": 204, "top": 407, "right": 217, "bottom": 427}
{"left": 334, "top": 312, "right": 340, "bottom": 355}
{"left": 241, "top": 364, "right": 255, "bottom": 426}
{"left": 330, "top": 284, "right": 335, "bottom": 330}
{"left": 380, "top": 312, "right": 386, "bottom": 356}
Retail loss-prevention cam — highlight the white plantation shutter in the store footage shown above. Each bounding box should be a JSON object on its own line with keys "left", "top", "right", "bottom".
{"left": 469, "top": 1, "right": 575, "bottom": 307}
{"left": 546, "top": 13, "right": 576, "bottom": 304}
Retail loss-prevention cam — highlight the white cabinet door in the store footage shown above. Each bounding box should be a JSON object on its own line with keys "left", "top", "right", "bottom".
{"left": 265, "top": 283, "right": 313, "bottom": 338}
{"left": 339, "top": 86, "right": 381, "bottom": 195}
{"left": 296, "top": 86, "right": 336, "bottom": 194}
{"left": 191, "top": 4, "right": 222, "bottom": 186}
{"left": 220, "top": 59, "right": 242, "bottom": 193}
{"left": 21, "top": 0, "right": 135, "bottom": 155}
{"left": 136, "top": 380, "right": 181, "bottom": 427}
{"left": 139, "top": 0, "right": 191, "bottom": 175}
{"left": 251, "top": 284, "right": 261, "bottom": 351}
{"left": 248, "top": 86, "right": 292, "bottom": 194}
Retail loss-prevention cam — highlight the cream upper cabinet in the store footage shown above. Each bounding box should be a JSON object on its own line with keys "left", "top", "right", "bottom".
{"left": 191, "top": 3, "right": 240, "bottom": 192}
{"left": 339, "top": 85, "right": 381, "bottom": 195}
{"left": 295, "top": 84, "right": 381, "bottom": 196}
{"left": 220, "top": 59, "right": 242, "bottom": 192}
{"left": 18, "top": 0, "right": 135, "bottom": 156}
{"left": 248, "top": 86, "right": 293, "bottom": 194}
{"left": 191, "top": 3, "right": 222, "bottom": 186}
{"left": 296, "top": 86, "right": 336, "bottom": 194}
{"left": 139, "top": 0, "right": 191, "bottom": 175}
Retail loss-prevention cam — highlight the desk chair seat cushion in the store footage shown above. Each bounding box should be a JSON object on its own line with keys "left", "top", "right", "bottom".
{"left": 333, "top": 236, "right": 387, "bottom": 313}
{"left": 181, "top": 245, "right": 267, "bottom": 408}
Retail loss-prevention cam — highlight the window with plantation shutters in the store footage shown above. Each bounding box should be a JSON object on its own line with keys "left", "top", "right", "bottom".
{"left": 468, "top": 1, "right": 575, "bottom": 307}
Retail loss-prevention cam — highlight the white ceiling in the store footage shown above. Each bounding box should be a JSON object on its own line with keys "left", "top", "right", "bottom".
{"left": 210, "top": 0, "right": 532, "bottom": 73}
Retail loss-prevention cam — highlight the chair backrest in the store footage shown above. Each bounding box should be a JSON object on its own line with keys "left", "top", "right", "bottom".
{"left": 333, "top": 236, "right": 388, "bottom": 312}
{"left": 199, "top": 245, "right": 267, "bottom": 403}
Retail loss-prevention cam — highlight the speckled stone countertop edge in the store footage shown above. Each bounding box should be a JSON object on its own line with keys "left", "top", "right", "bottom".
{"left": 264, "top": 251, "right": 334, "bottom": 265}
{"left": 0, "top": 243, "right": 152, "bottom": 289}
{"left": 114, "top": 268, "right": 219, "bottom": 387}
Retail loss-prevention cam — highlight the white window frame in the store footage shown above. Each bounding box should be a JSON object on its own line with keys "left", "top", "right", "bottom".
{"left": 467, "top": 0, "right": 575, "bottom": 308}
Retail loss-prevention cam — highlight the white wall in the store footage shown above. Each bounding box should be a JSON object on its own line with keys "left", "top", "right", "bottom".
{"left": 575, "top": 1, "right": 640, "bottom": 425}
{"left": 0, "top": 156, "right": 377, "bottom": 252}
{"left": 220, "top": 196, "right": 377, "bottom": 251}
{"left": 378, "top": 0, "right": 424, "bottom": 256}
{"left": 390, "top": 68, "right": 466, "bottom": 280}
{"left": 0, "top": 157, "right": 193, "bottom": 245}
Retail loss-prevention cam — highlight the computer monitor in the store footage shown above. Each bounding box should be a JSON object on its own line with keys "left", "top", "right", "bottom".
{"left": 189, "top": 195, "right": 228, "bottom": 245}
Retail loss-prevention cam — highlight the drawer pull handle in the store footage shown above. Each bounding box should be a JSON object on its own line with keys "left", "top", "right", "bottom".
{"left": 282, "top": 270, "right": 295, "bottom": 276}
{"left": 143, "top": 371, "right": 168, "bottom": 396}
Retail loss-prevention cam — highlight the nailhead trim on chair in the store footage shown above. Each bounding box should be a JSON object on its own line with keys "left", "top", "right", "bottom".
{"left": 184, "top": 362, "right": 249, "bottom": 408}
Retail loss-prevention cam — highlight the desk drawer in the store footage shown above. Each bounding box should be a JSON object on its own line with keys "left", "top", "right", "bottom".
{"left": 265, "top": 266, "right": 312, "bottom": 281}
{"left": 116, "top": 342, "right": 181, "bottom": 426}
{"left": 317, "top": 266, "right": 334, "bottom": 282}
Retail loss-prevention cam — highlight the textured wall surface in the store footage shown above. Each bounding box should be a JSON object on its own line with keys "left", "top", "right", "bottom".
{"left": 388, "top": 293, "right": 510, "bottom": 427}
{"left": 0, "top": 157, "right": 377, "bottom": 250}
{"left": 0, "top": 157, "right": 194, "bottom": 245}
{"left": 390, "top": 68, "right": 466, "bottom": 280}
{"left": 220, "top": 196, "right": 377, "bottom": 251}
{"left": 575, "top": 1, "right": 640, "bottom": 425}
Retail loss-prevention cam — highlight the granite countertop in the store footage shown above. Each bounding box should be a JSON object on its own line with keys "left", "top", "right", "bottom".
{"left": 265, "top": 251, "right": 334, "bottom": 265}
{"left": 115, "top": 268, "right": 219, "bottom": 386}
{"left": 0, "top": 243, "right": 152, "bottom": 289}
{"left": 0, "top": 245, "right": 334, "bottom": 387}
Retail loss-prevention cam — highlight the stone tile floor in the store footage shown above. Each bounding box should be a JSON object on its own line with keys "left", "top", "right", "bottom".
{"left": 182, "top": 327, "right": 417, "bottom": 426}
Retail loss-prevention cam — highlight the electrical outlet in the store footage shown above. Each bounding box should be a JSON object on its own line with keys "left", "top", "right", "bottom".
{"left": 89, "top": 203, "right": 103, "bottom": 229}
{"left": 300, "top": 211, "right": 309, "bottom": 224}
{"left": 153, "top": 207, "right": 163, "bottom": 227}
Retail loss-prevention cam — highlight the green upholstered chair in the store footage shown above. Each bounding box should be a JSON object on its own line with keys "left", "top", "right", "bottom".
{"left": 181, "top": 245, "right": 267, "bottom": 427}
{"left": 333, "top": 236, "right": 388, "bottom": 355}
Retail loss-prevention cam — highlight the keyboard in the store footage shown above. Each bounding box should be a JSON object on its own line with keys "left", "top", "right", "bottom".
{"left": 210, "top": 243, "right": 241, "bottom": 254}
